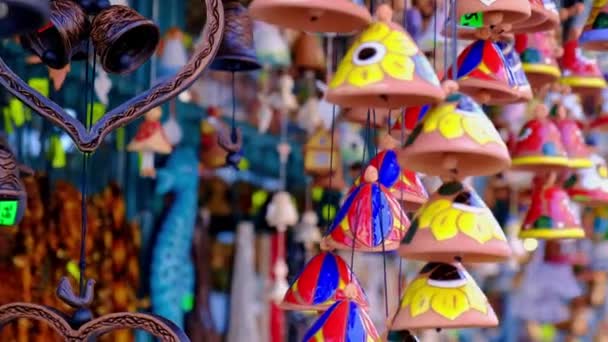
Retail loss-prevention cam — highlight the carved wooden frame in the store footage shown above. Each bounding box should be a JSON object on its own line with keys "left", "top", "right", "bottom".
{"left": 0, "top": 0, "right": 224, "bottom": 152}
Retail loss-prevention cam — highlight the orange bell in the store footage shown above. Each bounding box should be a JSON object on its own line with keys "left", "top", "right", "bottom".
{"left": 293, "top": 32, "right": 325, "bottom": 73}
{"left": 400, "top": 181, "right": 511, "bottom": 263}
{"left": 391, "top": 262, "right": 498, "bottom": 330}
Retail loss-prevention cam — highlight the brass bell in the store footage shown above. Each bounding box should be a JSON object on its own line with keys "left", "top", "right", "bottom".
{"left": 91, "top": 5, "right": 160, "bottom": 74}
{"left": 20, "top": 0, "right": 90, "bottom": 69}
{"left": 0, "top": 0, "right": 50, "bottom": 38}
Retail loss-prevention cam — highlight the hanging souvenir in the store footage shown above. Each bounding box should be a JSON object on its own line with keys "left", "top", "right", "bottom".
{"left": 249, "top": 0, "right": 371, "bottom": 33}
{"left": 496, "top": 39, "right": 533, "bottom": 103}
{"left": 519, "top": 177, "right": 585, "bottom": 239}
{"left": 564, "top": 153, "right": 608, "bottom": 206}
{"left": 281, "top": 252, "right": 368, "bottom": 311}
{"left": 510, "top": 103, "right": 570, "bottom": 172}
{"left": 448, "top": 40, "right": 519, "bottom": 105}
{"left": 302, "top": 300, "right": 380, "bottom": 341}
{"left": 293, "top": 33, "right": 325, "bottom": 74}
{"left": 303, "top": 127, "right": 339, "bottom": 176}
{"left": 515, "top": 32, "right": 561, "bottom": 90}
{"left": 200, "top": 107, "right": 229, "bottom": 171}
{"left": 400, "top": 181, "right": 511, "bottom": 263}
{"left": 389, "top": 105, "right": 431, "bottom": 142}
{"left": 549, "top": 103, "right": 592, "bottom": 169}
{"left": 560, "top": 38, "right": 606, "bottom": 96}
{"left": 253, "top": 20, "right": 291, "bottom": 68}
{"left": 579, "top": 0, "right": 608, "bottom": 51}
{"left": 399, "top": 92, "right": 511, "bottom": 178}
{"left": 391, "top": 262, "right": 498, "bottom": 330}
{"left": 211, "top": 0, "right": 261, "bottom": 72}
{"left": 127, "top": 107, "right": 172, "bottom": 178}
{"left": 456, "top": 0, "right": 531, "bottom": 31}
{"left": 0, "top": 0, "right": 50, "bottom": 38}
{"left": 512, "top": 0, "right": 559, "bottom": 33}
{"left": 323, "top": 164, "right": 409, "bottom": 252}
{"left": 327, "top": 5, "right": 445, "bottom": 109}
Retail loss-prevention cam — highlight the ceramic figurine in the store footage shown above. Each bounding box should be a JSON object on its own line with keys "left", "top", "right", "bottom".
{"left": 400, "top": 181, "right": 511, "bottom": 263}
{"left": 515, "top": 32, "right": 562, "bottom": 90}
{"left": 127, "top": 107, "right": 172, "bottom": 178}
{"left": 327, "top": 5, "right": 445, "bottom": 109}
{"left": 157, "top": 27, "right": 188, "bottom": 81}
{"left": 549, "top": 102, "right": 592, "bottom": 169}
{"left": 253, "top": 21, "right": 290, "bottom": 68}
{"left": 560, "top": 33, "right": 607, "bottom": 96}
{"left": 304, "top": 127, "right": 339, "bottom": 176}
{"left": 200, "top": 107, "right": 229, "bottom": 171}
{"left": 564, "top": 152, "right": 608, "bottom": 206}
{"left": 302, "top": 301, "right": 380, "bottom": 341}
{"left": 400, "top": 92, "right": 511, "bottom": 178}
{"left": 457, "top": 0, "right": 531, "bottom": 33}
{"left": 297, "top": 94, "right": 322, "bottom": 135}
{"left": 496, "top": 39, "right": 533, "bottom": 103}
{"left": 391, "top": 262, "right": 498, "bottom": 330}
{"left": 579, "top": 0, "right": 608, "bottom": 51}
{"left": 248, "top": 0, "right": 371, "bottom": 33}
{"left": 266, "top": 191, "right": 299, "bottom": 230}
{"left": 94, "top": 68, "right": 112, "bottom": 105}
{"left": 323, "top": 164, "right": 410, "bottom": 252}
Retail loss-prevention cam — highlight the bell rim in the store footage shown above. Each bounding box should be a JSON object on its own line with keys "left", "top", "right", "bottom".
{"left": 518, "top": 227, "right": 585, "bottom": 239}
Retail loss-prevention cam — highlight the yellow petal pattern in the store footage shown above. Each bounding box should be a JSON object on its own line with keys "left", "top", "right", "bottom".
{"left": 381, "top": 53, "right": 414, "bottom": 81}
{"left": 348, "top": 64, "right": 384, "bottom": 87}
{"left": 430, "top": 288, "right": 469, "bottom": 320}
{"left": 410, "top": 286, "right": 435, "bottom": 317}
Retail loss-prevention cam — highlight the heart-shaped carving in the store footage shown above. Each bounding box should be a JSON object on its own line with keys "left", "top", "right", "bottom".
{"left": 0, "top": 303, "right": 189, "bottom": 341}
{"left": 0, "top": 0, "right": 224, "bottom": 153}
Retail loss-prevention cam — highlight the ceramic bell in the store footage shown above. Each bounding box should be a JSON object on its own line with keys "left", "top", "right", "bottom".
{"left": 515, "top": 32, "right": 561, "bottom": 90}
{"left": 21, "top": 0, "right": 89, "bottom": 69}
{"left": 512, "top": 0, "right": 559, "bottom": 33}
{"left": 519, "top": 177, "right": 585, "bottom": 239}
{"left": 303, "top": 300, "right": 380, "bottom": 341}
{"left": 266, "top": 191, "right": 299, "bottom": 229}
{"left": 249, "top": 0, "right": 371, "bottom": 33}
{"left": 579, "top": 0, "right": 608, "bottom": 51}
{"left": 550, "top": 103, "right": 592, "bottom": 169}
{"left": 327, "top": 5, "right": 444, "bottom": 109}
{"left": 399, "top": 92, "right": 511, "bottom": 178}
{"left": 1, "top": 0, "right": 50, "bottom": 38}
{"left": 400, "top": 181, "right": 510, "bottom": 263}
{"left": 564, "top": 153, "right": 608, "bottom": 206}
{"left": 211, "top": 0, "right": 261, "bottom": 72}
{"left": 91, "top": 5, "right": 160, "bottom": 74}
{"left": 281, "top": 252, "right": 368, "bottom": 311}
{"left": 510, "top": 104, "right": 570, "bottom": 172}
{"left": 497, "top": 40, "right": 533, "bottom": 102}
{"left": 323, "top": 164, "right": 409, "bottom": 252}
{"left": 127, "top": 107, "right": 172, "bottom": 178}
{"left": 456, "top": 0, "right": 531, "bottom": 30}
{"left": 391, "top": 262, "right": 498, "bottom": 330}
{"left": 253, "top": 21, "right": 290, "bottom": 68}
{"left": 448, "top": 40, "right": 518, "bottom": 105}
{"left": 560, "top": 39, "right": 606, "bottom": 96}
{"left": 293, "top": 33, "right": 325, "bottom": 73}
{"left": 304, "top": 127, "right": 340, "bottom": 177}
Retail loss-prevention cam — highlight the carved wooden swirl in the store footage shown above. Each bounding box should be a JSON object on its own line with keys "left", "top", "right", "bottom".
{"left": 0, "top": 0, "right": 224, "bottom": 152}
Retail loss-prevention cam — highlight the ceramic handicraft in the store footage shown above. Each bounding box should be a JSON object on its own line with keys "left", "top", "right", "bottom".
{"left": 579, "top": 0, "right": 608, "bottom": 51}
{"left": 496, "top": 40, "right": 533, "bottom": 103}
{"left": 302, "top": 300, "right": 380, "bottom": 341}
{"left": 560, "top": 39, "right": 607, "bottom": 96}
{"left": 549, "top": 103, "right": 593, "bottom": 169}
{"left": 127, "top": 107, "right": 172, "bottom": 178}
{"left": 515, "top": 32, "right": 561, "bottom": 90}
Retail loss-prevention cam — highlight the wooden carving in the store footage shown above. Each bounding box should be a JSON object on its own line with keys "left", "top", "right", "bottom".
{"left": 0, "top": 0, "right": 224, "bottom": 152}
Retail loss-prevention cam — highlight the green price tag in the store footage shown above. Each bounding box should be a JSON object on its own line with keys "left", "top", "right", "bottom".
{"left": 460, "top": 12, "right": 484, "bottom": 28}
{"left": 0, "top": 200, "right": 18, "bottom": 226}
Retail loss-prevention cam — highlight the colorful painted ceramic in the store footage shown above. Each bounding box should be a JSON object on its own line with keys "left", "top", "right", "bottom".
{"left": 510, "top": 104, "right": 571, "bottom": 172}
{"left": 302, "top": 300, "right": 380, "bottom": 341}
{"left": 579, "top": 0, "right": 608, "bottom": 51}
{"left": 323, "top": 164, "right": 410, "bottom": 252}
{"left": 515, "top": 32, "right": 561, "bottom": 90}
{"left": 249, "top": 0, "right": 372, "bottom": 33}
{"left": 519, "top": 179, "right": 585, "bottom": 239}
{"left": 327, "top": 5, "right": 444, "bottom": 109}
{"left": 496, "top": 40, "right": 533, "bottom": 103}
{"left": 389, "top": 105, "right": 431, "bottom": 142}
{"left": 448, "top": 40, "right": 519, "bottom": 105}
{"left": 400, "top": 181, "right": 511, "bottom": 263}
{"left": 457, "top": 0, "right": 531, "bottom": 27}
{"left": 560, "top": 39, "right": 607, "bottom": 96}
{"left": 564, "top": 153, "right": 608, "bottom": 206}
{"left": 512, "top": 0, "right": 559, "bottom": 33}
{"left": 550, "top": 104, "right": 593, "bottom": 169}
{"left": 281, "top": 252, "right": 368, "bottom": 311}
{"left": 391, "top": 262, "right": 498, "bottom": 330}
{"left": 127, "top": 107, "right": 172, "bottom": 177}
{"left": 399, "top": 92, "right": 511, "bottom": 178}
{"left": 293, "top": 32, "right": 325, "bottom": 73}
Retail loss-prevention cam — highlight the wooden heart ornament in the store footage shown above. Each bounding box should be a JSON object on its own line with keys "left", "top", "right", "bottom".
{"left": 0, "top": 0, "right": 224, "bottom": 153}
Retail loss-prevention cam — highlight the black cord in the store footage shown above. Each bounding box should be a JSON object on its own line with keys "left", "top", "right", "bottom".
{"left": 350, "top": 110, "right": 370, "bottom": 278}
{"left": 373, "top": 109, "right": 389, "bottom": 319}
{"left": 231, "top": 72, "right": 237, "bottom": 142}
{"left": 325, "top": 104, "right": 336, "bottom": 234}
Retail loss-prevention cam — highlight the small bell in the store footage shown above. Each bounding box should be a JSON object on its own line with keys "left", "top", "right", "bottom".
{"left": 21, "top": 0, "right": 89, "bottom": 69}
{"left": 496, "top": 40, "right": 533, "bottom": 103}
{"left": 249, "top": 0, "right": 371, "bottom": 33}
{"left": 91, "top": 5, "right": 160, "bottom": 74}
{"left": 400, "top": 181, "right": 511, "bottom": 263}
{"left": 293, "top": 32, "right": 325, "bottom": 74}
{"left": 391, "top": 262, "right": 498, "bottom": 330}
{"left": 515, "top": 32, "right": 561, "bottom": 90}
{"left": 211, "top": 0, "right": 261, "bottom": 72}
{"left": 579, "top": 0, "right": 608, "bottom": 51}
{"left": 399, "top": 92, "right": 511, "bottom": 178}
{"left": 0, "top": 0, "right": 50, "bottom": 38}
{"left": 559, "top": 38, "right": 606, "bottom": 96}
{"left": 303, "top": 301, "right": 380, "bottom": 341}
{"left": 512, "top": 0, "right": 559, "bottom": 33}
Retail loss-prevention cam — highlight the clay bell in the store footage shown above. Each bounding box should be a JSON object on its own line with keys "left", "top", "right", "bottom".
{"left": 211, "top": 1, "right": 261, "bottom": 72}
{"left": 399, "top": 92, "right": 511, "bottom": 178}
{"left": 579, "top": 0, "right": 608, "bottom": 51}
{"left": 293, "top": 32, "right": 325, "bottom": 73}
{"left": 20, "top": 0, "right": 89, "bottom": 69}
{"left": 400, "top": 181, "right": 511, "bottom": 263}
{"left": 560, "top": 39, "right": 607, "bottom": 96}
{"left": 323, "top": 164, "right": 410, "bottom": 252}
{"left": 327, "top": 5, "right": 445, "bottom": 109}
{"left": 249, "top": 0, "right": 371, "bottom": 34}
{"left": 389, "top": 105, "right": 431, "bottom": 141}
{"left": 0, "top": 0, "right": 50, "bottom": 38}
{"left": 550, "top": 104, "right": 592, "bottom": 169}
{"left": 91, "top": 5, "right": 160, "bottom": 74}
{"left": 512, "top": 0, "right": 559, "bottom": 33}
{"left": 281, "top": 252, "right": 368, "bottom": 311}
{"left": 515, "top": 32, "right": 561, "bottom": 90}
{"left": 456, "top": 0, "right": 531, "bottom": 30}
{"left": 303, "top": 301, "right": 380, "bottom": 341}
{"left": 496, "top": 40, "right": 533, "bottom": 103}
{"left": 448, "top": 40, "right": 519, "bottom": 105}
{"left": 519, "top": 178, "right": 585, "bottom": 240}
{"left": 391, "top": 262, "right": 498, "bottom": 330}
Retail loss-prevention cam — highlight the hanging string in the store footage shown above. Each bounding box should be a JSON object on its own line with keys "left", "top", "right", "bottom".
{"left": 451, "top": 0, "right": 458, "bottom": 81}
{"left": 433, "top": 0, "right": 438, "bottom": 71}
{"left": 324, "top": 105, "right": 336, "bottom": 233}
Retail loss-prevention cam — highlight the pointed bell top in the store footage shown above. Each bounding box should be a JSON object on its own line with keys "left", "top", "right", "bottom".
{"left": 303, "top": 300, "right": 380, "bottom": 342}
{"left": 400, "top": 181, "right": 511, "bottom": 263}
{"left": 281, "top": 252, "right": 368, "bottom": 311}
{"left": 327, "top": 5, "right": 444, "bottom": 109}
{"left": 391, "top": 262, "right": 498, "bottom": 330}
{"left": 579, "top": 1, "right": 608, "bottom": 51}
{"left": 400, "top": 92, "right": 510, "bottom": 178}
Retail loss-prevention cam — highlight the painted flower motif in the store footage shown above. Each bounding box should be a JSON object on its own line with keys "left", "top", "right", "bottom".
{"left": 329, "top": 22, "right": 418, "bottom": 88}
